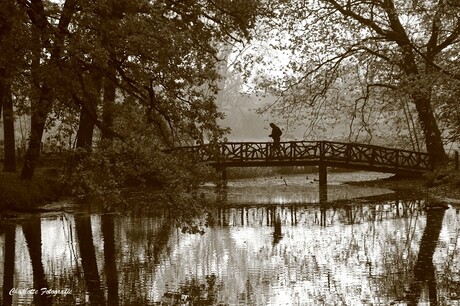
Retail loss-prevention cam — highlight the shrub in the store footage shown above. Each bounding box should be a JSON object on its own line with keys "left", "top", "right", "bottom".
{"left": 0, "top": 172, "right": 62, "bottom": 211}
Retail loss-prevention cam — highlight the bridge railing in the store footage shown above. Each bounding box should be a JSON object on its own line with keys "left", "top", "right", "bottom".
{"left": 174, "top": 141, "right": 433, "bottom": 171}
{"left": 320, "top": 141, "right": 433, "bottom": 170}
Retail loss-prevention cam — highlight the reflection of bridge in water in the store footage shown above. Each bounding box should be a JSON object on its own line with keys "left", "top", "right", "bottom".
{"left": 211, "top": 200, "right": 426, "bottom": 228}
{"left": 178, "top": 141, "right": 433, "bottom": 201}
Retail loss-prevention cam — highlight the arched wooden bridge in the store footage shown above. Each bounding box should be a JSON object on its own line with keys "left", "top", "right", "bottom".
{"left": 174, "top": 140, "right": 432, "bottom": 201}
{"left": 178, "top": 140, "right": 433, "bottom": 176}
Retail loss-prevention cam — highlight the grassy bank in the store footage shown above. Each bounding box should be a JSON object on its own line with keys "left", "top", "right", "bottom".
{"left": 0, "top": 171, "right": 63, "bottom": 211}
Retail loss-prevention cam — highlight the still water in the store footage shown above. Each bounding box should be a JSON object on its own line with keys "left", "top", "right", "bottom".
{"left": 1, "top": 172, "right": 460, "bottom": 305}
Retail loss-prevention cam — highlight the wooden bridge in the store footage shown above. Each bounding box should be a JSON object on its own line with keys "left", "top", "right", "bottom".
{"left": 175, "top": 140, "right": 433, "bottom": 200}
{"left": 179, "top": 140, "right": 433, "bottom": 174}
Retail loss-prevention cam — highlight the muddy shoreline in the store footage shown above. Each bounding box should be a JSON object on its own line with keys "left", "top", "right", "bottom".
{"left": 347, "top": 174, "right": 460, "bottom": 206}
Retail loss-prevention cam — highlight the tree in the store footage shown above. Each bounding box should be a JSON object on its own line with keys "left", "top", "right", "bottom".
{"left": 244, "top": 0, "right": 460, "bottom": 164}
{"left": 18, "top": 0, "right": 79, "bottom": 178}
{"left": 0, "top": 0, "right": 265, "bottom": 222}
{"left": 1, "top": 87, "right": 16, "bottom": 172}
{"left": 8, "top": 0, "right": 263, "bottom": 180}
{"left": 0, "top": 0, "right": 27, "bottom": 172}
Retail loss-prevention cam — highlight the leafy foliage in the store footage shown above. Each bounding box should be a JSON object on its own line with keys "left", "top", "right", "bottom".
{"left": 66, "top": 105, "right": 217, "bottom": 205}
{"left": 0, "top": 0, "right": 264, "bottom": 223}
{"left": 240, "top": 0, "right": 460, "bottom": 159}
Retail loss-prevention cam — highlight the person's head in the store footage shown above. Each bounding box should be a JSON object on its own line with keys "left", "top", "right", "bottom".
{"left": 270, "top": 123, "right": 275, "bottom": 128}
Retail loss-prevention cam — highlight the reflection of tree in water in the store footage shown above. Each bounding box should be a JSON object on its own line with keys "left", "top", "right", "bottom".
{"left": 2, "top": 222, "right": 15, "bottom": 306}
{"left": 268, "top": 207, "right": 283, "bottom": 244}
{"left": 117, "top": 212, "right": 176, "bottom": 305}
{"left": 438, "top": 268, "right": 460, "bottom": 300}
{"left": 273, "top": 214, "right": 283, "bottom": 244}
{"left": 336, "top": 200, "right": 425, "bottom": 225}
{"left": 406, "top": 208, "right": 446, "bottom": 305}
{"left": 4, "top": 197, "right": 459, "bottom": 305}
{"left": 22, "top": 216, "right": 53, "bottom": 306}
{"left": 210, "top": 200, "right": 444, "bottom": 304}
{"left": 75, "top": 214, "right": 106, "bottom": 305}
{"left": 102, "top": 214, "right": 119, "bottom": 306}
{"left": 366, "top": 206, "right": 447, "bottom": 304}
{"left": 216, "top": 200, "right": 426, "bottom": 228}
{"left": 436, "top": 209, "right": 460, "bottom": 302}
{"left": 160, "top": 274, "right": 226, "bottom": 305}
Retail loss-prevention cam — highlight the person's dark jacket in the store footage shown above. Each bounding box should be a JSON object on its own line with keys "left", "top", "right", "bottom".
{"left": 269, "top": 125, "right": 282, "bottom": 140}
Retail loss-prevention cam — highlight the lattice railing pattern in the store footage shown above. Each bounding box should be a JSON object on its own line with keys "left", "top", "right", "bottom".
{"left": 175, "top": 141, "right": 433, "bottom": 171}
{"left": 320, "top": 142, "right": 432, "bottom": 170}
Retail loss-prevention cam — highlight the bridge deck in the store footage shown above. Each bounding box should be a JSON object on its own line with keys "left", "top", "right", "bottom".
{"left": 178, "top": 141, "right": 433, "bottom": 175}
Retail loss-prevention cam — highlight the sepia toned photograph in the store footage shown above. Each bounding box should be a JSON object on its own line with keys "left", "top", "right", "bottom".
{"left": 1, "top": 0, "right": 460, "bottom": 305}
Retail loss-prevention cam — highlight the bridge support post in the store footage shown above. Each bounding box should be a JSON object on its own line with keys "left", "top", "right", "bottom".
{"left": 222, "top": 168, "right": 227, "bottom": 188}
{"left": 319, "top": 164, "right": 327, "bottom": 202}
{"left": 217, "top": 168, "right": 227, "bottom": 192}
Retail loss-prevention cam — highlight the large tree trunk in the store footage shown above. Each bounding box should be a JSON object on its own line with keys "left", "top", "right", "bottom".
{"left": 76, "top": 72, "right": 102, "bottom": 149}
{"left": 20, "top": 89, "right": 52, "bottom": 179}
{"left": 412, "top": 96, "right": 446, "bottom": 165}
{"left": 19, "top": 0, "right": 78, "bottom": 179}
{"left": 1, "top": 82, "right": 16, "bottom": 172}
{"left": 76, "top": 109, "right": 95, "bottom": 149}
{"left": 0, "top": 1, "right": 17, "bottom": 172}
{"left": 102, "top": 64, "right": 117, "bottom": 142}
{"left": 398, "top": 42, "right": 447, "bottom": 165}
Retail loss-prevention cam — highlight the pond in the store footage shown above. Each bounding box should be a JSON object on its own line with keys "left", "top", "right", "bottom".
{"left": 1, "top": 172, "right": 460, "bottom": 305}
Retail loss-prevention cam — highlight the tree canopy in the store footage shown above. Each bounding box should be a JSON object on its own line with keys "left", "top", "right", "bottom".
{"left": 0, "top": 0, "right": 264, "bottom": 223}
{"left": 2, "top": 0, "right": 460, "bottom": 211}
{"left": 241, "top": 0, "right": 460, "bottom": 163}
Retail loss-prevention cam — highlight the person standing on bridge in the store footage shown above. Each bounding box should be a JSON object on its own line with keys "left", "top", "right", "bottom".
{"left": 269, "top": 123, "right": 282, "bottom": 157}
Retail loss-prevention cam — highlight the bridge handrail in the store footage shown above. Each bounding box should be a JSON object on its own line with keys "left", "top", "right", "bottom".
{"left": 174, "top": 140, "right": 431, "bottom": 156}
{"left": 171, "top": 140, "right": 433, "bottom": 171}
